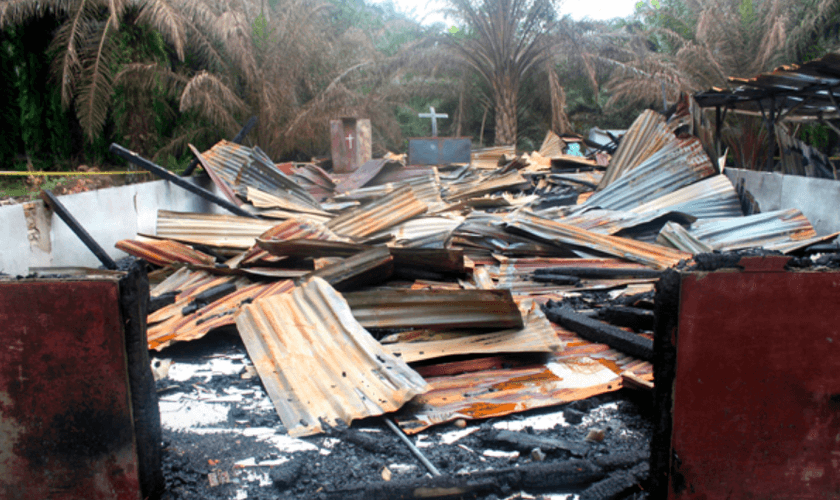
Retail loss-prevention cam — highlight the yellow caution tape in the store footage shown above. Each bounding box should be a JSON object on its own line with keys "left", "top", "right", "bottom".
{"left": 0, "top": 171, "right": 149, "bottom": 176}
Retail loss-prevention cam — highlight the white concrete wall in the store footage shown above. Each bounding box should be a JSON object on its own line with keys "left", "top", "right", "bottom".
{"left": 725, "top": 168, "right": 840, "bottom": 237}
{"left": 0, "top": 177, "right": 226, "bottom": 275}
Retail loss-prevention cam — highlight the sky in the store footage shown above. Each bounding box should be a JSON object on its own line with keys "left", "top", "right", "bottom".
{"left": 377, "top": 0, "right": 640, "bottom": 26}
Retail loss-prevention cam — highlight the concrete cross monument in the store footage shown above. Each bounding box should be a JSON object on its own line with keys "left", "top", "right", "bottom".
{"left": 418, "top": 106, "right": 448, "bottom": 137}
{"left": 409, "top": 106, "right": 470, "bottom": 166}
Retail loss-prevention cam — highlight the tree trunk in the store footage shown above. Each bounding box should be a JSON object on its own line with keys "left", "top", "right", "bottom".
{"left": 493, "top": 76, "right": 518, "bottom": 146}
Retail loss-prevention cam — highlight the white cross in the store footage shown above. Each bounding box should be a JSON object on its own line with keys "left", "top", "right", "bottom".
{"left": 345, "top": 133, "right": 354, "bottom": 149}
{"left": 418, "top": 106, "right": 449, "bottom": 137}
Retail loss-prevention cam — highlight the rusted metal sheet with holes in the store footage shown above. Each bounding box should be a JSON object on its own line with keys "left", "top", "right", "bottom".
{"left": 652, "top": 256, "right": 840, "bottom": 499}
{"left": 0, "top": 279, "right": 142, "bottom": 499}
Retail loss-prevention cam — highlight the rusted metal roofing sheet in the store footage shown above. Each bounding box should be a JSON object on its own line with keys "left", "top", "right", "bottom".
{"left": 598, "top": 110, "right": 673, "bottom": 189}
{"left": 148, "top": 279, "right": 294, "bottom": 350}
{"left": 155, "top": 210, "right": 279, "bottom": 249}
{"left": 395, "top": 323, "right": 653, "bottom": 434}
{"left": 149, "top": 267, "right": 208, "bottom": 296}
{"left": 333, "top": 158, "right": 395, "bottom": 193}
{"left": 445, "top": 171, "right": 530, "bottom": 202}
{"left": 471, "top": 146, "right": 516, "bottom": 169}
{"left": 245, "top": 186, "right": 331, "bottom": 216}
{"left": 234, "top": 277, "right": 429, "bottom": 437}
{"left": 257, "top": 238, "right": 370, "bottom": 258}
{"left": 656, "top": 221, "right": 714, "bottom": 254}
{"left": 116, "top": 239, "right": 215, "bottom": 267}
{"left": 385, "top": 301, "right": 562, "bottom": 362}
{"left": 366, "top": 216, "right": 463, "bottom": 247}
{"left": 452, "top": 212, "right": 575, "bottom": 257}
{"left": 199, "top": 140, "right": 321, "bottom": 210}
{"left": 147, "top": 275, "right": 241, "bottom": 325}
{"left": 326, "top": 185, "right": 428, "bottom": 239}
{"left": 584, "top": 137, "right": 717, "bottom": 212}
{"left": 306, "top": 247, "right": 393, "bottom": 290}
{"left": 505, "top": 211, "right": 691, "bottom": 269}
{"left": 343, "top": 288, "right": 524, "bottom": 330}
{"left": 687, "top": 208, "right": 830, "bottom": 252}
{"left": 240, "top": 219, "right": 345, "bottom": 265}
{"left": 628, "top": 175, "right": 743, "bottom": 220}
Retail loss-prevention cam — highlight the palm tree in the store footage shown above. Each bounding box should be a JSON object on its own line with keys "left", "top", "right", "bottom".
{"left": 444, "top": 0, "right": 559, "bottom": 146}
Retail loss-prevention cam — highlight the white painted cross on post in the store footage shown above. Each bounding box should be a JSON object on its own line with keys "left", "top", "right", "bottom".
{"left": 345, "top": 132, "right": 354, "bottom": 150}
{"left": 418, "top": 106, "right": 448, "bottom": 137}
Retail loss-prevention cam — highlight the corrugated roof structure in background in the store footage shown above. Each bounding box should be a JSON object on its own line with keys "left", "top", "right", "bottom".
{"left": 385, "top": 301, "right": 562, "bottom": 363}
{"left": 505, "top": 211, "right": 691, "bottom": 269}
{"left": 344, "top": 288, "right": 524, "bottom": 330}
{"left": 326, "top": 185, "right": 428, "bottom": 239}
{"left": 115, "top": 239, "right": 215, "bottom": 267}
{"left": 582, "top": 137, "right": 718, "bottom": 212}
{"left": 234, "top": 277, "right": 429, "bottom": 437}
{"left": 597, "top": 110, "right": 674, "bottom": 189}
{"left": 154, "top": 210, "right": 279, "bottom": 249}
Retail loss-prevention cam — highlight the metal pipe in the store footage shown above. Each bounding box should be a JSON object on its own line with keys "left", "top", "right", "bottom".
{"left": 383, "top": 418, "right": 441, "bottom": 477}
{"left": 181, "top": 116, "right": 258, "bottom": 177}
{"left": 40, "top": 189, "right": 118, "bottom": 270}
{"left": 108, "top": 143, "right": 258, "bottom": 219}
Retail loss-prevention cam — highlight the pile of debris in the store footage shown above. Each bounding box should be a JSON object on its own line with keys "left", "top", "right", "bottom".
{"left": 115, "top": 97, "right": 835, "bottom": 499}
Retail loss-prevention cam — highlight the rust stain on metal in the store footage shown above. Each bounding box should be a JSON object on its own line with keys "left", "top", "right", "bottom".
{"left": 327, "top": 185, "right": 428, "bottom": 239}
{"left": 234, "top": 277, "right": 429, "bottom": 437}
{"left": 116, "top": 239, "right": 216, "bottom": 267}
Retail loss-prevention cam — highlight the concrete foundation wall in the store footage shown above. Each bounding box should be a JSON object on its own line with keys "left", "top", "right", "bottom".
{"left": 0, "top": 177, "right": 226, "bottom": 275}
{"left": 725, "top": 168, "right": 840, "bottom": 237}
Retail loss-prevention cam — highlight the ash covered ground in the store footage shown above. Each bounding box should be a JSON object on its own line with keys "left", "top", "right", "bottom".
{"left": 154, "top": 329, "right": 653, "bottom": 500}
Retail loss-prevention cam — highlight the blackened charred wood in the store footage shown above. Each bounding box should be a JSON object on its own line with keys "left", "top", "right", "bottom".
{"left": 485, "top": 430, "right": 587, "bottom": 457}
{"left": 579, "top": 462, "right": 649, "bottom": 500}
{"left": 181, "top": 281, "right": 237, "bottom": 315}
{"left": 326, "top": 459, "right": 604, "bottom": 500}
{"left": 543, "top": 301, "right": 653, "bottom": 361}
{"left": 148, "top": 291, "right": 178, "bottom": 314}
{"left": 598, "top": 305, "right": 654, "bottom": 331}
{"left": 119, "top": 261, "right": 164, "bottom": 498}
{"left": 181, "top": 116, "right": 258, "bottom": 177}
{"left": 40, "top": 189, "right": 118, "bottom": 270}
{"left": 534, "top": 267, "right": 662, "bottom": 279}
{"left": 592, "top": 450, "right": 649, "bottom": 471}
{"left": 109, "top": 143, "right": 258, "bottom": 218}
{"left": 532, "top": 273, "right": 581, "bottom": 286}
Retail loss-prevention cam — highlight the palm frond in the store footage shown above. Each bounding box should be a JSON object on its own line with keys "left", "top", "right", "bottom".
{"left": 137, "top": 0, "right": 186, "bottom": 60}
{"left": 76, "top": 16, "right": 117, "bottom": 141}
{"left": 51, "top": 0, "right": 91, "bottom": 108}
{"left": 179, "top": 70, "right": 246, "bottom": 134}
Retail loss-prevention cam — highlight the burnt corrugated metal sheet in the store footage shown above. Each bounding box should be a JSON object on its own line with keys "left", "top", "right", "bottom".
{"left": 687, "top": 208, "right": 823, "bottom": 252}
{"left": 327, "top": 185, "right": 428, "bottom": 239}
{"left": 385, "top": 301, "right": 562, "bottom": 362}
{"left": 583, "top": 137, "right": 717, "bottom": 212}
{"left": 395, "top": 323, "right": 653, "bottom": 434}
{"left": 234, "top": 277, "right": 429, "bottom": 437}
{"left": 148, "top": 279, "right": 293, "bottom": 350}
{"left": 116, "top": 239, "right": 215, "bottom": 267}
{"left": 306, "top": 247, "right": 393, "bottom": 290}
{"left": 445, "top": 171, "right": 530, "bottom": 202}
{"left": 155, "top": 210, "right": 279, "bottom": 249}
{"left": 505, "top": 211, "right": 691, "bottom": 269}
{"left": 240, "top": 219, "right": 345, "bottom": 266}
{"left": 245, "top": 186, "right": 331, "bottom": 216}
{"left": 656, "top": 222, "right": 714, "bottom": 254}
{"left": 343, "top": 288, "right": 524, "bottom": 330}
{"left": 598, "top": 110, "right": 673, "bottom": 189}
{"left": 199, "top": 140, "right": 321, "bottom": 211}
{"left": 628, "top": 175, "right": 743, "bottom": 220}
{"left": 148, "top": 274, "right": 239, "bottom": 325}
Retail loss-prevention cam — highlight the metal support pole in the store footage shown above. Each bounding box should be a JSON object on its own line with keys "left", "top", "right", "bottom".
{"left": 383, "top": 418, "right": 441, "bottom": 476}
{"left": 181, "top": 116, "right": 258, "bottom": 177}
{"left": 40, "top": 189, "right": 118, "bottom": 270}
{"left": 109, "top": 143, "right": 258, "bottom": 219}
{"left": 767, "top": 97, "right": 776, "bottom": 172}
{"left": 715, "top": 106, "right": 722, "bottom": 160}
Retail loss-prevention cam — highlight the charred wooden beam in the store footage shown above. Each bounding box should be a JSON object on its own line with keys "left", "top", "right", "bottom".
{"left": 543, "top": 301, "right": 654, "bottom": 361}
{"left": 534, "top": 267, "right": 662, "bottom": 279}
{"left": 531, "top": 273, "right": 581, "bottom": 286}
{"left": 40, "top": 189, "right": 118, "bottom": 270}
{"left": 109, "top": 143, "right": 258, "bottom": 219}
{"left": 326, "top": 459, "right": 605, "bottom": 500}
{"left": 598, "top": 305, "right": 654, "bottom": 331}
{"left": 484, "top": 429, "right": 587, "bottom": 457}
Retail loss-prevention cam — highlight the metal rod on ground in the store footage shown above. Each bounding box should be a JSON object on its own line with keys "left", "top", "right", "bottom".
{"left": 181, "top": 116, "right": 258, "bottom": 177}
{"left": 40, "top": 189, "right": 118, "bottom": 270}
{"left": 108, "top": 143, "right": 258, "bottom": 219}
{"left": 383, "top": 418, "right": 441, "bottom": 477}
